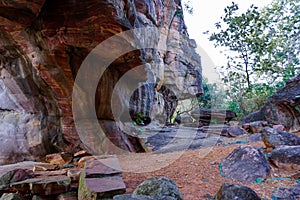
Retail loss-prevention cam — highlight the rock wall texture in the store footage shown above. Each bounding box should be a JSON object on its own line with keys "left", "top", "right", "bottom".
{"left": 241, "top": 74, "right": 300, "bottom": 132}
{"left": 0, "top": 0, "right": 202, "bottom": 164}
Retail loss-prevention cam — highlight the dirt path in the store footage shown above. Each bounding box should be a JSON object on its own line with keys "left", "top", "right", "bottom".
{"left": 119, "top": 141, "right": 297, "bottom": 200}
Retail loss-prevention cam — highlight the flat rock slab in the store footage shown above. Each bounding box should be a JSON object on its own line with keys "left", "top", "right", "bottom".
{"left": 78, "top": 158, "right": 126, "bottom": 200}
{"left": 215, "top": 183, "right": 261, "bottom": 200}
{"left": 222, "top": 146, "right": 270, "bottom": 183}
{"left": 85, "top": 158, "right": 122, "bottom": 178}
{"left": 11, "top": 175, "right": 71, "bottom": 195}
{"left": 0, "top": 162, "right": 53, "bottom": 177}
{"left": 86, "top": 176, "right": 125, "bottom": 193}
{"left": 270, "top": 145, "right": 300, "bottom": 170}
{"left": 79, "top": 176, "right": 126, "bottom": 199}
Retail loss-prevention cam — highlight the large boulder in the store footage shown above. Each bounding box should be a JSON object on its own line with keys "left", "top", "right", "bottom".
{"left": 270, "top": 145, "right": 300, "bottom": 170}
{"left": 262, "top": 127, "right": 300, "bottom": 149}
{"left": 221, "top": 146, "right": 271, "bottom": 183}
{"left": 215, "top": 183, "right": 261, "bottom": 200}
{"left": 241, "top": 74, "right": 300, "bottom": 132}
{"left": 133, "top": 177, "right": 183, "bottom": 200}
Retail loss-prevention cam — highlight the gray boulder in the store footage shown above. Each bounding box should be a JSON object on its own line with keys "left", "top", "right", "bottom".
{"left": 215, "top": 183, "right": 261, "bottom": 200}
{"left": 113, "top": 194, "right": 176, "bottom": 200}
{"left": 133, "top": 177, "right": 183, "bottom": 200}
{"left": 241, "top": 74, "right": 300, "bottom": 132}
{"left": 272, "top": 184, "right": 300, "bottom": 200}
{"left": 270, "top": 145, "right": 300, "bottom": 169}
{"left": 227, "top": 126, "right": 246, "bottom": 137}
{"left": 222, "top": 146, "right": 270, "bottom": 183}
{"left": 262, "top": 127, "right": 300, "bottom": 149}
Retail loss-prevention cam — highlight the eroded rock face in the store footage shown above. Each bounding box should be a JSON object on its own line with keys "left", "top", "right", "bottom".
{"left": 0, "top": 0, "right": 202, "bottom": 164}
{"left": 241, "top": 74, "right": 300, "bottom": 132}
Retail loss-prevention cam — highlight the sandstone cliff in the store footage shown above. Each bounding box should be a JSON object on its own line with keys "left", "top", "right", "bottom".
{"left": 0, "top": 0, "right": 202, "bottom": 164}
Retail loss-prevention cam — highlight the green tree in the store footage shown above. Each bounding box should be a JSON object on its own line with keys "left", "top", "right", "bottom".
{"left": 206, "top": 0, "right": 299, "bottom": 118}
{"left": 208, "top": 0, "right": 299, "bottom": 87}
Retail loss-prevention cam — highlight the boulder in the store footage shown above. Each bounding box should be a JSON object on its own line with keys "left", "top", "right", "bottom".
{"left": 215, "top": 183, "right": 261, "bottom": 200}
{"left": 113, "top": 194, "right": 176, "bottom": 200}
{"left": 133, "top": 177, "right": 183, "bottom": 200}
{"left": 248, "top": 133, "right": 262, "bottom": 142}
{"left": 226, "top": 126, "right": 246, "bottom": 137}
{"left": 241, "top": 121, "right": 268, "bottom": 133}
{"left": 270, "top": 145, "right": 300, "bottom": 170}
{"left": 273, "top": 124, "right": 286, "bottom": 131}
{"left": 222, "top": 146, "right": 270, "bottom": 183}
{"left": 241, "top": 74, "right": 300, "bottom": 132}
{"left": 272, "top": 184, "right": 300, "bottom": 200}
{"left": 262, "top": 127, "right": 300, "bottom": 149}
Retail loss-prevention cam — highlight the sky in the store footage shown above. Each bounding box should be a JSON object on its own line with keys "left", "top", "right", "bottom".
{"left": 182, "top": 0, "right": 273, "bottom": 83}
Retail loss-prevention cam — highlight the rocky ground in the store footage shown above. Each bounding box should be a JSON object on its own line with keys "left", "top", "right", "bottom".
{"left": 121, "top": 141, "right": 297, "bottom": 199}
{"left": 1, "top": 122, "right": 300, "bottom": 199}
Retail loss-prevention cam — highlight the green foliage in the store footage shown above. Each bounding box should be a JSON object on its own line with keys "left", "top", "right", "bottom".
{"left": 135, "top": 112, "right": 145, "bottom": 125}
{"left": 198, "top": 78, "right": 227, "bottom": 109}
{"left": 205, "top": 0, "right": 299, "bottom": 118}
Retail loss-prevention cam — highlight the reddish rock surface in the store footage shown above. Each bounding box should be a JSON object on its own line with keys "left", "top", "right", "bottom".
{"left": 0, "top": 0, "right": 202, "bottom": 164}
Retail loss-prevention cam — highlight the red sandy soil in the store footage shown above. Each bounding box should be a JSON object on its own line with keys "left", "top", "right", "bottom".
{"left": 120, "top": 142, "right": 298, "bottom": 200}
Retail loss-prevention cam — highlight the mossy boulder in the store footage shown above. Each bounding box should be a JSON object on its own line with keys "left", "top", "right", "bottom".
{"left": 133, "top": 177, "right": 183, "bottom": 200}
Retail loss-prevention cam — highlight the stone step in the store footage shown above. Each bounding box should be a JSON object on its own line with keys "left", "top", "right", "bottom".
{"left": 11, "top": 175, "right": 71, "bottom": 195}
{"left": 85, "top": 158, "right": 122, "bottom": 178}
{"left": 78, "top": 158, "right": 126, "bottom": 200}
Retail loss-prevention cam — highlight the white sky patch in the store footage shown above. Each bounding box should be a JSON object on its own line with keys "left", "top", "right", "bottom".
{"left": 182, "top": 0, "right": 273, "bottom": 83}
